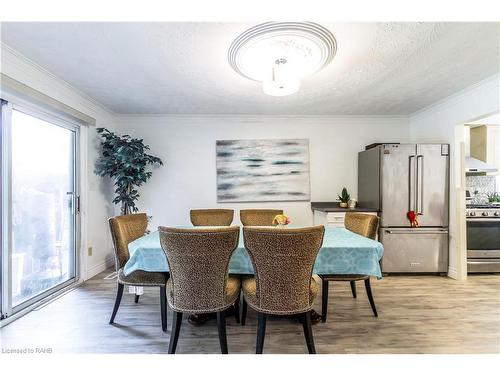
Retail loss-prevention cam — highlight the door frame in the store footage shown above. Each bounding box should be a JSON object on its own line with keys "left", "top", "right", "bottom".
{"left": 0, "top": 99, "right": 82, "bottom": 321}
{"left": 454, "top": 110, "right": 500, "bottom": 280}
{"left": 0, "top": 100, "right": 12, "bottom": 320}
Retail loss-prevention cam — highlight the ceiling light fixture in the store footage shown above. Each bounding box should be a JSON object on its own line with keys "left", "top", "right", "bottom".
{"left": 228, "top": 22, "right": 337, "bottom": 96}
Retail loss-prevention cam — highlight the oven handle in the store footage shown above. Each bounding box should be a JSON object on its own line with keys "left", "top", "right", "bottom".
{"left": 466, "top": 218, "right": 500, "bottom": 222}
{"left": 468, "top": 249, "right": 500, "bottom": 252}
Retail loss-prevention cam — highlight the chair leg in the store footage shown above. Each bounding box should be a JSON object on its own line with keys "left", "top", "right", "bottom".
{"left": 256, "top": 313, "right": 267, "bottom": 354}
{"left": 109, "top": 283, "right": 124, "bottom": 324}
{"left": 234, "top": 291, "right": 241, "bottom": 324}
{"left": 350, "top": 280, "right": 357, "bottom": 298}
{"left": 241, "top": 297, "right": 248, "bottom": 326}
{"left": 160, "top": 286, "right": 167, "bottom": 332}
{"left": 321, "top": 278, "right": 329, "bottom": 323}
{"left": 364, "top": 278, "right": 378, "bottom": 317}
{"left": 135, "top": 294, "right": 140, "bottom": 303}
{"left": 217, "top": 311, "right": 228, "bottom": 354}
{"left": 168, "top": 312, "right": 183, "bottom": 354}
{"left": 302, "top": 311, "right": 316, "bottom": 354}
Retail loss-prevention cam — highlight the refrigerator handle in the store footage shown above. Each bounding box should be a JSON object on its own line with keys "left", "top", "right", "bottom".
{"left": 408, "top": 155, "right": 415, "bottom": 212}
{"left": 417, "top": 155, "right": 424, "bottom": 215}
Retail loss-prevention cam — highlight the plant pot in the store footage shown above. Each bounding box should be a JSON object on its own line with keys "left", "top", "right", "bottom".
{"left": 340, "top": 202, "right": 348, "bottom": 208}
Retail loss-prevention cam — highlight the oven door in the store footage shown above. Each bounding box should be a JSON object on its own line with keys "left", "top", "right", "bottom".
{"left": 467, "top": 218, "right": 500, "bottom": 273}
{"left": 467, "top": 218, "right": 500, "bottom": 253}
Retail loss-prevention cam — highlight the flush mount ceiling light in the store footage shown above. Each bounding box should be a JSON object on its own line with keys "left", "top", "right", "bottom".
{"left": 228, "top": 22, "right": 337, "bottom": 96}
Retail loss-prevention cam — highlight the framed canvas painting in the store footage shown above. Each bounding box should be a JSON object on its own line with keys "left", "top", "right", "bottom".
{"left": 216, "top": 139, "right": 310, "bottom": 202}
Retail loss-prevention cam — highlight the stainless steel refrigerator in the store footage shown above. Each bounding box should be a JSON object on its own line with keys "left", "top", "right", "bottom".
{"left": 358, "top": 144, "right": 449, "bottom": 273}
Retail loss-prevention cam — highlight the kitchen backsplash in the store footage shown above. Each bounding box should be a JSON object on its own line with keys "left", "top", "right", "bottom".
{"left": 466, "top": 175, "right": 497, "bottom": 204}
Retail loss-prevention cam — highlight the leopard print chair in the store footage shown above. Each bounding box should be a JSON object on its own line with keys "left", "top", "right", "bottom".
{"left": 108, "top": 213, "right": 169, "bottom": 331}
{"left": 158, "top": 226, "right": 240, "bottom": 354}
{"left": 241, "top": 225, "right": 325, "bottom": 354}
{"left": 240, "top": 209, "right": 283, "bottom": 226}
{"left": 319, "top": 212, "right": 379, "bottom": 322}
{"left": 190, "top": 209, "right": 234, "bottom": 226}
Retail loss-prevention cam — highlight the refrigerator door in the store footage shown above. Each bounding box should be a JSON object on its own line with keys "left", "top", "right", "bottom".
{"left": 380, "top": 228, "right": 449, "bottom": 273}
{"left": 380, "top": 144, "right": 417, "bottom": 227}
{"left": 416, "top": 144, "right": 449, "bottom": 227}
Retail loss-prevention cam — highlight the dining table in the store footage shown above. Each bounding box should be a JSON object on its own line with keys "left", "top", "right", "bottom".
{"left": 124, "top": 226, "right": 384, "bottom": 282}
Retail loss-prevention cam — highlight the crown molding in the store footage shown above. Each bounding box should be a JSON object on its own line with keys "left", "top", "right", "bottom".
{"left": 1, "top": 73, "right": 97, "bottom": 125}
{"left": 1, "top": 42, "right": 117, "bottom": 118}
{"left": 115, "top": 114, "right": 409, "bottom": 128}
{"left": 116, "top": 113, "right": 409, "bottom": 120}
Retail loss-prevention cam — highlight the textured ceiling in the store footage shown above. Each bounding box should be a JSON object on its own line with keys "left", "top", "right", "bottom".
{"left": 1, "top": 22, "right": 499, "bottom": 115}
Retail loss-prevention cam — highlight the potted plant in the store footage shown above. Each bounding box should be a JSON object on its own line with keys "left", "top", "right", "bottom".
{"left": 94, "top": 128, "right": 163, "bottom": 215}
{"left": 338, "top": 187, "right": 351, "bottom": 208}
{"left": 488, "top": 192, "right": 500, "bottom": 205}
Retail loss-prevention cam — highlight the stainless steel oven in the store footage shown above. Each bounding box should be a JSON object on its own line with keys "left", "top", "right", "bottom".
{"left": 466, "top": 205, "right": 500, "bottom": 273}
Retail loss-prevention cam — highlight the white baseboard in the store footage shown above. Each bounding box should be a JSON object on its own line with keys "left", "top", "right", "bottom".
{"left": 447, "top": 267, "right": 458, "bottom": 280}
{"left": 85, "top": 258, "right": 114, "bottom": 280}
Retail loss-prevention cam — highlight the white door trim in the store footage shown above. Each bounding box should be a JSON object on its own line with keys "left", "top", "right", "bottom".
{"left": 0, "top": 96, "right": 88, "bottom": 322}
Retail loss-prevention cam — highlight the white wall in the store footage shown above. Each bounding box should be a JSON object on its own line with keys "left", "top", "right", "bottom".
{"left": 409, "top": 73, "right": 500, "bottom": 280}
{"left": 118, "top": 115, "right": 410, "bottom": 229}
{"left": 1, "top": 44, "right": 118, "bottom": 279}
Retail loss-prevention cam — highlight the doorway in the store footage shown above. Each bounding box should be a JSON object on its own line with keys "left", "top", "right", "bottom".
{"left": 461, "top": 112, "right": 500, "bottom": 277}
{"left": 1, "top": 101, "right": 79, "bottom": 319}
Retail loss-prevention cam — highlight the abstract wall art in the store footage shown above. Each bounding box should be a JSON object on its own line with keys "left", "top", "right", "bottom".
{"left": 216, "top": 139, "right": 310, "bottom": 202}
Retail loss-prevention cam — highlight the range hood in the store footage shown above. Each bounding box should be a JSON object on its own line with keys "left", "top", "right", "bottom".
{"left": 464, "top": 125, "right": 498, "bottom": 173}
{"left": 465, "top": 156, "right": 498, "bottom": 173}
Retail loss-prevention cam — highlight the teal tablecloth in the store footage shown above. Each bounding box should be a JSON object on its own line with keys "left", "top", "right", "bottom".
{"left": 124, "top": 227, "right": 384, "bottom": 278}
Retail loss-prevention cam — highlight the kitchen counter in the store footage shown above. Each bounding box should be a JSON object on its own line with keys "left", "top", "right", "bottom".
{"left": 311, "top": 202, "right": 379, "bottom": 213}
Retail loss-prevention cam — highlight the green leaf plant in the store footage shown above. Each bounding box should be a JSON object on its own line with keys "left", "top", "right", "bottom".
{"left": 338, "top": 187, "right": 351, "bottom": 203}
{"left": 94, "top": 128, "right": 163, "bottom": 215}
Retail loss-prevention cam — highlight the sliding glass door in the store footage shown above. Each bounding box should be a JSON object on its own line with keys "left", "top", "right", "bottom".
{"left": 1, "top": 102, "right": 79, "bottom": 318}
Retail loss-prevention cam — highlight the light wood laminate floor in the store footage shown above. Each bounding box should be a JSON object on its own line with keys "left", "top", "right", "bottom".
{"left": 1, "top": 270, "right": 499, "bottom": 354}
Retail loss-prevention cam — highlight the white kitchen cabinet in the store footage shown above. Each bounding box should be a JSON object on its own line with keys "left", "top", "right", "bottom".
{"left": 470, "top": 125, "right": 500, "bottom": 175}
{"left": 313, "top": 210, "right": 378, "bottom": 228}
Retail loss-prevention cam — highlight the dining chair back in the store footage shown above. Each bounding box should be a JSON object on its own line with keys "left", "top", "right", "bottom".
{"left": 190, "top": 209, "right": 234, "bottom": 226}
{"left": 158, "top": 226, "right": 241, "bottom": 354}
{"left": 240, "top": 209, "right": 283, "bottom": 226}
{"left": 109, "top": 213, "right": 148, "bottom": 270}
{"left": 319, "top": 212, "right": 380, "bottom": 323}
{"left": 108, "top": 213, "right": 169, "bottom": 332}
{"left": 242, "top": 226, "right": 324, "bottom": 354}
{"left": 242, "top": 226, "right": 324, "bottom": 314}
{"left": 344, "top": 212, "right": 379, "bottom": 239}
